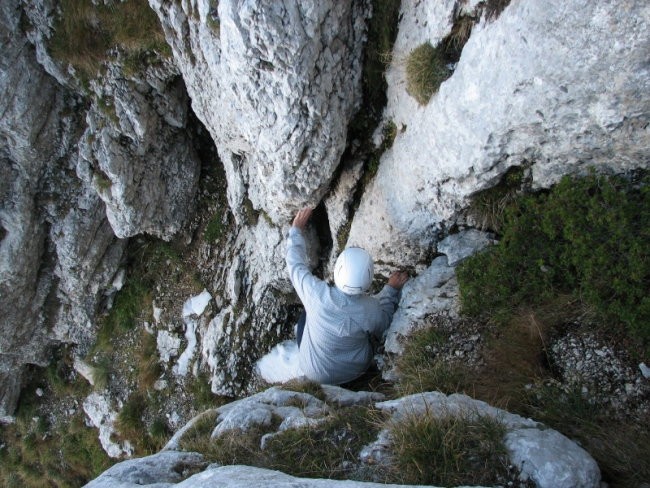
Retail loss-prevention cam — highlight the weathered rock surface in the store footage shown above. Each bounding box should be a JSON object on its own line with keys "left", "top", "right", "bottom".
{"left": 78, "top": 61, "right": 200, "bottom": 240}
{"left": 0, "top": 0, "right": 124, "bottom": 419}
{"left": 0, "top": 0, "right": 204, "bottom": 419}
{"left": 348, "top": 0, "right": 650, "bottom": 266}
{"left": 84, "top": 450, "right": 208, "bottom": 488}
{"left": 86, "top": 462, "right": 442, "bottom": 488}
{"left": 90, "top": 386, "right": 599, "bottom": 487}
{"left": 150, "top": 0, "right": 368, "bottom": 223}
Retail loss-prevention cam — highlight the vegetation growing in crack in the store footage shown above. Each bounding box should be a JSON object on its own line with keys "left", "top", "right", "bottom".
{"left": 49, "top": 0, "right": 170, "bottom": 79}
{"left": 0, "top": 353, "right": 113, "bottom": 487}
{"left": 179, "top": 403, "right": 381, "bottom": 480}
{"left": 405, "top": 43, "right": 451, "bottom": 105}
{"left": 404, "top": 11, "right": 478, "bottom": 106}
{"left": 331, "top": 0, "right": 401, "bottom": 250}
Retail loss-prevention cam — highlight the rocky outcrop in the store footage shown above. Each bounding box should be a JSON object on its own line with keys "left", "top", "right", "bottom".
{"left": 0, "top": 0, "right": 120, "bottom": 418}
{"left": 150, "top": 0, "right": 368, "bottom": 223}
{"left": 85, "top": 386, "right": 601, "bottom": 488}
{"left": 348, "top": 0, "right": 650, "bottom": 266}
{"left": 0, "top": 0, "right": 203, "bottom": 419}
{"left": 363, "top": 392, "right": 601, "bottom": 488}
{"left": 85, "top": 462, "right": 441, "bottom": 488}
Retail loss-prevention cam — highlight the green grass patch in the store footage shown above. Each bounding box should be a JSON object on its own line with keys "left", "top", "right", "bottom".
{"left": 179, "top": 405, "right": 381, "bottom": 479}
{"left": 384, "top": 411, "right": 510, "bottom": 486}
{"left": 395, "top": 326, "right": 469, "bottom": 396}
{"left": 457, "top": 171, "right": 650, "bottom": 348}
{"left": 49, "top": 0, "right": 169, "bottom": 79}
{"left": 0, "top": 366, "right": 112, "bottom": 487}
{"left": 204, "top": 213, "right": 224, "bottom": 242}
{"left": 405, "top": 43, "right": 451, "bottom": 105}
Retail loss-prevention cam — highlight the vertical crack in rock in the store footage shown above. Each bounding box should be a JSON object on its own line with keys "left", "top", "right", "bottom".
{"left": 310, "top": 201, "right": 333, "bottom": 278}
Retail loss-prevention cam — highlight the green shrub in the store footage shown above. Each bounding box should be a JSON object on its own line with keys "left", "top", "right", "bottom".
{"left": 457, "top": 171, "right": 650, "bottom": 345}
{"left": 385, "top": 411, "right": 509, "bottom": 486}
{"left": 405, "top": 43, "right": 451, "bottom": 105}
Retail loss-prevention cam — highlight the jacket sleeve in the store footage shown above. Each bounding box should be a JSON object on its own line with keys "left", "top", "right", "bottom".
{"left": 369, "top": 285, "right": 400, "bottom": 339}
{"left": 286, "top": 226, "right": 328, "bottom": 307}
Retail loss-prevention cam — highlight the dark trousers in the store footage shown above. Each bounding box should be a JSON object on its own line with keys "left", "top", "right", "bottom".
{"left": 296, "top": 310, "right": 306, "bottom": 348}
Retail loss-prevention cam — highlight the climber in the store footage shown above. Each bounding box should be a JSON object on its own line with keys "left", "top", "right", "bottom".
{"left": 286, "top": 207, "right": 409, "bottom": 385}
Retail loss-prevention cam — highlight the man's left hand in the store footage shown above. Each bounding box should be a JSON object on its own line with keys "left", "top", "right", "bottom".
{"left": 292, "top": 207, "right": 313, "bottom": 230}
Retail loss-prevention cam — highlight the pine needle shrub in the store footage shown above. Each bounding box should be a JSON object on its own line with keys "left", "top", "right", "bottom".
{"left": 457, "top": 171, "right": 650, "bottom": 346}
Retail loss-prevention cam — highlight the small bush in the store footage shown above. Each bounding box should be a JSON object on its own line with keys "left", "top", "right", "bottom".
{"left": 385, "top": 411, "right": 509, "bottom": 486}
{"left": 457, "top": 171, "right": 650, "bottom": 346}
{"left": 405, "top": 43, "right": 451, "bottom": 105}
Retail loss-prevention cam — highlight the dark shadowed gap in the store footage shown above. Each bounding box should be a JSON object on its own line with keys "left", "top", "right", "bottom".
{"left": 310, "top": 201, "right": 333, "bottom": 279}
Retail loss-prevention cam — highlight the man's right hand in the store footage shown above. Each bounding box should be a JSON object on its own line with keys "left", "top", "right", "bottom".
{"left": 388, "top": 271, "right": 409, "bottom": 290}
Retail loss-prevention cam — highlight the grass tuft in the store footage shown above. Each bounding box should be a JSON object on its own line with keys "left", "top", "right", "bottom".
{"left": 204, "top": 213, "right": 224, "bottom": 242}
{"left": 91, "top": 354, "right": 112, "bottom": 390}
{"left": 384, "top": 411, "right": 509, "bottom": 486}
{"left": 405, "top": 43, "right": 451, "bottom": 105}
{"left": 136, "top": 331, "right": 161, "bottom": 391}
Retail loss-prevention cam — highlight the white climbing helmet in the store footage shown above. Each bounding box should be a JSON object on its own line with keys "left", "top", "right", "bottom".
{"left": 334, "top": 247, "right": 374, "bottom": 295}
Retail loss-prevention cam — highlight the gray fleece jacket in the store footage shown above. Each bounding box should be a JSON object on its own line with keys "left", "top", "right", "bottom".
{"left": 286, "top": 226, "right": 400, "bottom": 384}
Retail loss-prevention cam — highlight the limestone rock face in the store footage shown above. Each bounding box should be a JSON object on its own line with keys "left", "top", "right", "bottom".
{"left": 348, "top": 0, "right": 650, "bottom": 267}
{"left": 150, "top": 0, "right": 368, "bottom": 223}
{"left": 0, "top": 0, "right": 202, "bottom": 419}
{"left": 0, "top": 0, "right": 124, "bottom": 419}
{"left": 77, "top": 61, "right": 200, "bottom": 240}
